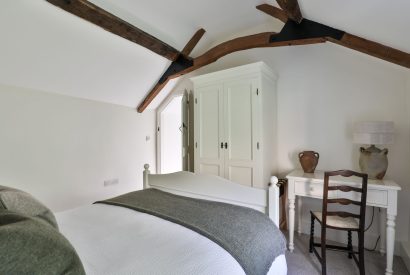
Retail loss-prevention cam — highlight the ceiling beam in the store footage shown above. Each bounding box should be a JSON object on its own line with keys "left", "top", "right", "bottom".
{"left": 256, "top": 4, "right": 288, "bottom": 23}
{"left": 45, "top": 0, "right": 180, "bottom": 61}
{"left": 193, "top": 33, "right": 324, "bottom": 69}
{"left": 137, "top": 31, "right": 326, "bottom": 112}
{"left": 137, "top": 81, "right": 170, "bottom": 113}
{"left": 137, "top": 54, "right": 193, "bottom": 112}
{"left": 259, "top": 3, "right": 410, "bottom": 69}
{"left": 138, "top": 2, "right": 410, "bottom": 112}
{"left": 47, "top": 0, "right": 409, "bottom": 111}
{"left": 327, "top": 33, "right": 410, "bottom": 69}
{"left": 181, "top": 28, "right": 206, "bottom": 57}
{"left": 276, "top": 0, "right": 303, "bottom": 23}
{"left": 137, "top": 29, "right": 205, "bottom": 112}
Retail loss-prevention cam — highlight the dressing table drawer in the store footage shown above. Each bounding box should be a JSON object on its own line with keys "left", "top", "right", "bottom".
{"left": 294, "top": 181, "right": 337, "bottom": 198}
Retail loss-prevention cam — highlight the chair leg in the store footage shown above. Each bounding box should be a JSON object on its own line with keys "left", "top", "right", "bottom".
{"left": 321, "top": 226, "right": 327, "bottom": 275}
{"left": 309, "top": 213, "right": 315, "bottom": 253}
{"left": 358, "top": 230, "right": 365, "bottom": 275}
{"left": 347, "top": 231, "right": 353, "bottom": 259}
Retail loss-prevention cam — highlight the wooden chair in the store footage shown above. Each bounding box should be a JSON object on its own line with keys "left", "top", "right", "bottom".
{"left": 309, "top": 170, "right": 368, "bottom": 275}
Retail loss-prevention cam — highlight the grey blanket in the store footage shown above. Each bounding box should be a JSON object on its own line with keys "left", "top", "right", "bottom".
{"left": 0, "top": 210, "right": 85, "bottom": 275}
{"left": 96, "top": 188, "right": 286, "bottom": 275}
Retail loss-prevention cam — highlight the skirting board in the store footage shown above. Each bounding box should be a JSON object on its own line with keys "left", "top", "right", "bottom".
{"left": 401, "top": 242, "right": 410, "bottom": 272}
{"left": 298, "top": 219, "right": 402, "bottom": 256}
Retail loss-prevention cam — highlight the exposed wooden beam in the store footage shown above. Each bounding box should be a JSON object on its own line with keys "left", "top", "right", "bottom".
{"left": 139, "top": 2, "right": 410, "bottom": 112}
{"left": 137, "top": 32, "right": 326, "bottom": 112}
{"left": 256, "top": 4, "right": 288, "bottom": 23}
{"left": 137, "top": 29, "right": 205, "bottom": 112}
{"left": 276, "top": 0, "right": 303, "bottom": 23}
{"left": 181, "top": 28, "right": 206, "bottom": 56}
{"left": 259, "top": 4, "right": 410, "bottom": 69}
{"left": 51, "top": 0, "right": 409, "bottom": 111}
{"left": 193, "top": 33, "right": 325, "bottom": 69}
{"left": 137, "top": 80, "right": 170, "bottom": 113}
{"left": 45, "top": 0, "right": 180, "bottom": 61}
{"left": 194, "top": 32, "right": 276, "bottom": 68}
{"left": 137, "top": 55, "right": 193, "bottom": 112}
{"left": 327, "top": 33, "right": 410, "bottom": 69}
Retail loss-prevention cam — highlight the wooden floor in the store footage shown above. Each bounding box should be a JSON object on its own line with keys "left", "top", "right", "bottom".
{"left": 285, "top": 233, "right": 409, "bottom": 275}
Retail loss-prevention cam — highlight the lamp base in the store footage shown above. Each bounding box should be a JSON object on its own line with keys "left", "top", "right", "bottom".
{"left": 359, "top": 145, "right": 388, "bottom": 180}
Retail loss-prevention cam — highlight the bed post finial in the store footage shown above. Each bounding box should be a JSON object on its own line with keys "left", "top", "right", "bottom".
{"left": 270, "top": 176, "right": 278, "bottom": 186}
{"left": 268, "top": 176, "right": 280, "bottom": 227}
{"left": 143, "top": 164, "right": 150, "bottom": 189}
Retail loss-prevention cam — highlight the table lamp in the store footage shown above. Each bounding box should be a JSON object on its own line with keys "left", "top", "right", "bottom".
{"left": 353, "top": 121, "right": 394, "bottom": 179}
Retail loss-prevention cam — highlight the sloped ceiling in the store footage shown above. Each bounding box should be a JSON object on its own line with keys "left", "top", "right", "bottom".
{"left": 0, "top": 0, "right": 409, "bottom": 109}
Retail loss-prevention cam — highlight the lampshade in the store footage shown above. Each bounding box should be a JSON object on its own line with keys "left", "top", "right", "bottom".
{"left": 353, "top": 121, "right": 394, "bottom": 145}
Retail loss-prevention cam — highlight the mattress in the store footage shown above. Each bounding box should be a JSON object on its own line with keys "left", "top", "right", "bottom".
{"left": 56, "top": 203, "right": 287, "bottom": 275}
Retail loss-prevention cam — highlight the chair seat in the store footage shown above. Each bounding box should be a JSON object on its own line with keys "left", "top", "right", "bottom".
{"left": 313, "top": 211, "right": 359, "bottom": 229}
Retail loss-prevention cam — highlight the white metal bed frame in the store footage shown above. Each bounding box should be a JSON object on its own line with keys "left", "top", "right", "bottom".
{"left": 143, "top": 164, "right": 280, "bottom": 227}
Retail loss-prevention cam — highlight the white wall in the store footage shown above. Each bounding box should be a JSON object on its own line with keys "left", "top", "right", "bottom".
{"left": 0, "top": 84, "right": 156, "bottom": 212}
{"left": 183, "top": 43, "right": 410, "bottom": 248}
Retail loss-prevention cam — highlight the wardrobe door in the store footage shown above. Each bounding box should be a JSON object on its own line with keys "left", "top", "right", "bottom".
{"left": 194, "top": 84, "right": 225, "bottom": 177}
{"left": 223, "top": 78, "right": 259, "bottom": 186}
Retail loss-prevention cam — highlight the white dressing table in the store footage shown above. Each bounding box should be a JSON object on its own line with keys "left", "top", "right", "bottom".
{"left": 286, "top": 169, "right": 401, "bottom": 275}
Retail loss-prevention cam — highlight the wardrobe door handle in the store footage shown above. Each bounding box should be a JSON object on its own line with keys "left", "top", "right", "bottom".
{"left": 224, "top": 142, "right": 228, "bottom": 149}
{"left": 221, "top": 142, "right": 224, "bottom": 149}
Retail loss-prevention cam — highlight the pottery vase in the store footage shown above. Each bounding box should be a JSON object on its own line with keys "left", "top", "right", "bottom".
{"left": 299, "top": 151, "right": 319, "bottom": 173}
{"left": 359, "top": 145, "right": 388, "bottom": 179}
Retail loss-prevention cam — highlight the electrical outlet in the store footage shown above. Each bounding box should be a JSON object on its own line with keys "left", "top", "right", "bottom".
{"left": 103, "top": 178, "right": 119, "bottom": 187}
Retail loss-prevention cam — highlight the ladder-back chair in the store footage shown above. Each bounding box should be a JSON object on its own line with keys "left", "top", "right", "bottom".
{"left": 309, "top": 170, "right": 368, "bottom": 275}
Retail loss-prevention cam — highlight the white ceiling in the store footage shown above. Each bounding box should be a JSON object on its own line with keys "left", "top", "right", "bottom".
{"left": 0, "top": 0, "right": 409, "bottom": 109}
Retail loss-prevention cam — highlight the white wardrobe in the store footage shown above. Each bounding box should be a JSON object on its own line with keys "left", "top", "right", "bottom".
{"left": 191, "top": 62, "right": 277, "bottom": 189}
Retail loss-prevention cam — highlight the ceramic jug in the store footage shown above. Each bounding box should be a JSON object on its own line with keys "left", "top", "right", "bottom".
{"left": 299, "top": 151, "right": 319, "bottom": 173}
{"left": 359, "top": 145, "right": 388, "bottom": 179}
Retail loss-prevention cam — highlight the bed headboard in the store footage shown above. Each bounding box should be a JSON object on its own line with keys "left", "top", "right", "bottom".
{"left": 143, "top": 164, "right": 280, "bottom": 227}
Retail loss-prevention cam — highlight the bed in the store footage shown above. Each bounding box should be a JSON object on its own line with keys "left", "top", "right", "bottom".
{"left": 1, "top": 165, "right": 287, "bottom": 274}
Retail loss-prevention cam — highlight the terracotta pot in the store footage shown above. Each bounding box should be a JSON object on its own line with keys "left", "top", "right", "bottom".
{"left": 299, "top": 151, "right": 319, "bottom": 173}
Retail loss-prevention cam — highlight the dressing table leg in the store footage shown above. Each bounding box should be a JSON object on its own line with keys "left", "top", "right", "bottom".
{"left": 288, "top": 198, "right": 295, "bottom": 252}
{"left": 379, "top": 208, "right": 386, "bottom": 255}
{"left": 297, "top": 196, "right": 302, "bottom": 234}
{"left": 385, "top": 214, "right": 396, "bottom": 275}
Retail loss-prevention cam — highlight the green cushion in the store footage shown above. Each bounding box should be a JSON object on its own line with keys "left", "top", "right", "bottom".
{"left": 0, "top": 210, "right": 85, "bottom": 275}
{"left": 0, "top": 185, "right": 58, "bottom": 229}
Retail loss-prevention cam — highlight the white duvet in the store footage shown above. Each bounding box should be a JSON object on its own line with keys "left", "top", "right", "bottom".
{"left": 56, "top": 203, "right": 287, "bottom": 275}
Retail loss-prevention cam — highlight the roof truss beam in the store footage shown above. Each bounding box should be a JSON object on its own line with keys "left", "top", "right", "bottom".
{"left": 137, "top": 30, "right": 326, "bottom": 112}
{"left": 258, "top": 3, "right": 410, "bottom": 70}
{"left": 181, "top": 28, "right": 206, "bottom": 57}
{"left": 45, "top": 1, "right": 410, "bottom": 112}
{"left": 46, "top": 0, "right": 181, "bottom": 61}
{"left": 137, "top": 29, "right": 205, "bottom": 112}
{"left": 276, "top": 0, "right": 303, "bottom": 23}
{"left": 256, "top": 4, "right": 288, "bottom": 23}
{"left": 327, "top": 34, "right": 410, "bottom": 69}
